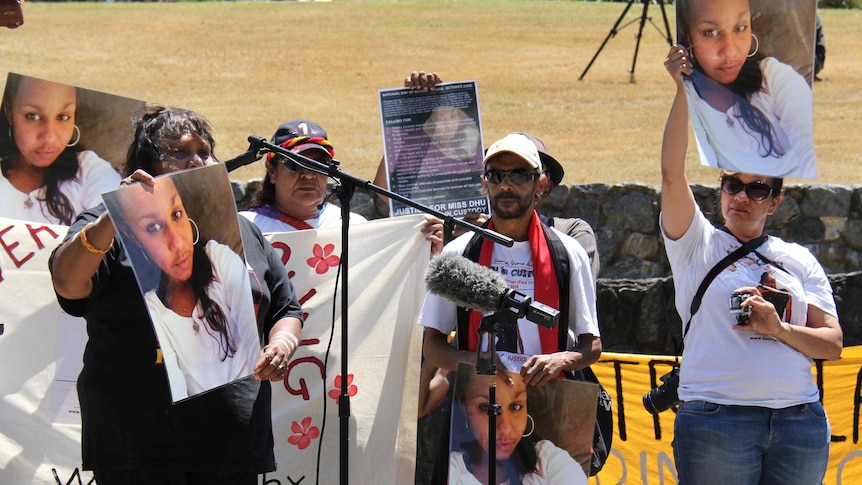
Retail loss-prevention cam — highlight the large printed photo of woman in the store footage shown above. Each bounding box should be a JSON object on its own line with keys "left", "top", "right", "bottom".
{"left": 0, "top": 73, "right": 142, "bottom": 225}
{"left": 676, "top": 0, "right": 817, "bottom": 179}
{"left": 102, "top": 163, "right": 260, "bottom": 402}
{"left": 449, "top": 356, "right": 597, "bottom": 485}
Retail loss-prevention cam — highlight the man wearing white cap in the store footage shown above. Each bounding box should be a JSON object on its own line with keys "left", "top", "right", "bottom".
{"left": 418, "top": 132, "right": 601, "bottom": 383}
{"left": 416, "top": 133, "right": 601, "bottom": 484}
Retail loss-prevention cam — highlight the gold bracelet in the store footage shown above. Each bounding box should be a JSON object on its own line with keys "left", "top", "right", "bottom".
{"left": 79, "top": 222, "right": 114, "bottom": 255}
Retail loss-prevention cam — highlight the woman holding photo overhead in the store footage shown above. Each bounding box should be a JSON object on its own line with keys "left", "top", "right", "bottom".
{"left": 661, "top": 43, "right": 842, "bottom": 485}
{"left": 50, "top": 106, "right": 303, "bottom": 485}
{"left": 1, "top": 74, "right": 120, "bottom": 224}
{"left": 677, "top": 0, "right": 816, "bottom": 179}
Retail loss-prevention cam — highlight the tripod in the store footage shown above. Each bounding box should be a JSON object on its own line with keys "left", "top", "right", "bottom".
{"left": 578, "top": 0, "right": 673, "bottom": 83}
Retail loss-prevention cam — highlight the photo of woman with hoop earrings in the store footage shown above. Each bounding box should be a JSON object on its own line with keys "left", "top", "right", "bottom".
{"left": 103, "top": 168, "right": 260, "bottom": 402}
{"left": 676, "top": 0, "right": 817, "bottom": 179}
{"left": 449, "top": 362, "right": 588, "bottom": 485}
{"left": 1, "top": 73, "right": 121, "bottom": 224}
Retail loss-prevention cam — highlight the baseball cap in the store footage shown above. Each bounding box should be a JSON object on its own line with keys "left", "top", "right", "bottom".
{"left": 516, "top": 132, "right": 564, "bottom": 185}
{"left": 482, "top": 133, "right": 543, "bottom": 172}
{"left": 268, "top": 119, "right": 335, "bottom": 161}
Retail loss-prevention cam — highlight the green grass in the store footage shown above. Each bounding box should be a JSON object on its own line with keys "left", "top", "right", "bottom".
{"left": 2, "top": 1, "right": 859, "bottom": 186}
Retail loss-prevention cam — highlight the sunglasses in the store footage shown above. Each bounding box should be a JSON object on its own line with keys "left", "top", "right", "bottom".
{"left": 278, "top": 155, "right": 338, "bottom": 173}
{"left": 483, "top": 168, "right": 539, "bottom": 185}
{"left": 720, "top": 175, "right": 775, "bottom": 201}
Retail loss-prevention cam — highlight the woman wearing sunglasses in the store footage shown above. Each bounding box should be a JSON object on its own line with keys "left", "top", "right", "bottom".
{"left": 49, "top": 106, "right": 303, "bottom": 485}
{"left": 660, "top": 45, "right": 842, "bottom": 485}
{"left": 240, "top": 119, "right": 444, "bottom": 255}
{"left": 240, "top": 119, "right": 367, "bottom": 233}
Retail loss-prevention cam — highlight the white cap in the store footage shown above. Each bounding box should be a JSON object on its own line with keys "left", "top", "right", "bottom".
{"left": 482, "top": 133, "right": 543, "bottom": 172}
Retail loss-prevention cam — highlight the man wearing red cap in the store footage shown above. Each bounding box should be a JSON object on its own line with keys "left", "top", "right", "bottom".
{"left": 240, "top": 119, "right": 367, "bottom": 233}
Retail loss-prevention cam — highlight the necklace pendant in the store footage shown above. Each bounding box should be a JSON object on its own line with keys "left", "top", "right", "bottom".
{"left": 192, "top": 321, "right": 200, "bottom": 335}
{"left": 726, "top": 115, "right": 734, "bottom": 128}
{"left": 24, "top": 198, "right": 33, "bottom": 209}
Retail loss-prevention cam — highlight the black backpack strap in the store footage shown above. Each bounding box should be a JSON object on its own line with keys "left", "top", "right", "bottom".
{"left": 455, "top": 231, "right": 486, "bottom": 350}
{"left": 683, "top": 233, "right": 768, "bottom": 340}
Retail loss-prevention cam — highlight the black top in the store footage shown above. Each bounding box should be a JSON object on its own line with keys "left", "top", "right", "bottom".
{"left": 50, "top": 205, "right": 303, "bottom": 472}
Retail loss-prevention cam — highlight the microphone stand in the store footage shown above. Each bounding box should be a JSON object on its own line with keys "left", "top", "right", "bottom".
{"left": 475, "top": 308, "right": 519, "bottom": 485}
{"left": 250, "top": 136, "right": 514, "bottom": 485}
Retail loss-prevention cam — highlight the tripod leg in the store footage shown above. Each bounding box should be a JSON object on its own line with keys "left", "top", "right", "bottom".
{"left": 628, "top": 0, "right": 650, "bottom": 83}
{"left": 657, "top": 0, "right": 674, "bottom": 46}
{"left": 578, "top": 0, "right": 637, "bottom": 81}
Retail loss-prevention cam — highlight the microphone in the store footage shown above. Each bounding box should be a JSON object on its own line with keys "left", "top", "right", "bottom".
{"left": 225, "top": 136, "right": 266, "bottom": 172}
{"left": 425, "top": 253, "right": 559, "bottom": 329}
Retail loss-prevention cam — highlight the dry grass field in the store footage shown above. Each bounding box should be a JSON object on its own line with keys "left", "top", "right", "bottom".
{"left": 1, "top": 1, "right": 859, "bottom": 187}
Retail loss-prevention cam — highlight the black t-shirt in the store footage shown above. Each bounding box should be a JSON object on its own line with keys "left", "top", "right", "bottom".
{"left": 50, "top": 206, "right": 303, "bottom": 472}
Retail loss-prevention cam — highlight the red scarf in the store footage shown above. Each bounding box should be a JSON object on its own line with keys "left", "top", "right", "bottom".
{"left": 466, "top": 211, "right": 560, "bottom": 354}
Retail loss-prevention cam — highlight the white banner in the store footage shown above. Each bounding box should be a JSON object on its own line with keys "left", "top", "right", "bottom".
{"left": 0, "top": 215, "right": 428, "bottom": 484}
{"left": 0, "top": 218, "right": 87, "bottom": 484}
{"left": 265, "top": 215, "right": 427, "bottom": 484}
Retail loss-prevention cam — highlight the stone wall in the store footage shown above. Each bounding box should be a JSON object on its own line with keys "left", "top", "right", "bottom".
{"left": 232, "top": 180, "right": 862, "bottom": 353}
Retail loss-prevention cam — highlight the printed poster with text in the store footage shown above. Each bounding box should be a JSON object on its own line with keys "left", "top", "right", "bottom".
{"left": 379, "top": 81, "right": 488, "bottom": 218}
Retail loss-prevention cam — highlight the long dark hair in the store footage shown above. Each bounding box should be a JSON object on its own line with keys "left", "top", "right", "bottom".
{"left": 677, "top": 1, "right": 785, "bottom": 159}
{"left": 454, "top": 365, "right": 538, "bottom": 482}
{"left": 1, "top": 73, "right": 81, "bottom": 225}
{"left": 124, "top": 105, "right": 218, "bottom": 177}
{"left": 165, "top": 231, "right": 237, "bottom": 362}
{"left": 122, "top": 111, "right": 235, "bottom": 361}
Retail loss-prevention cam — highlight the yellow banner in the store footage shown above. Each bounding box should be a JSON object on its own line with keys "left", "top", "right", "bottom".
{"left": 590, "top": 349, "right": 862, "bottom": 485}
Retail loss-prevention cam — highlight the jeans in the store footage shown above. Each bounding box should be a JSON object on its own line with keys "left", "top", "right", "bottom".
{"left": 673, "top": 400, "right": 830, "bottom": 485}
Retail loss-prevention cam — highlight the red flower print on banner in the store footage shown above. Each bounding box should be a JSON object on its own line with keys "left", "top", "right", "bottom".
{"left": 287, "top": 416, "right": 320, "bottom": 450}
{"left": 307, "top": 243, "right": 340, "bottom": 275}
{"left": 328, "top": 374, "right": 358, "bottom": 404}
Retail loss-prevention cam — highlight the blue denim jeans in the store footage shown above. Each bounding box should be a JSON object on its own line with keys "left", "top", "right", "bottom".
{"left": 673, "top": 400, "right": 830, "bottom": 485}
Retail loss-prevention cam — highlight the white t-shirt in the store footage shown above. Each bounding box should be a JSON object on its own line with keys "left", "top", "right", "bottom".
{"left": 662, "top": 209, "right": 837, "bottom": 407}
{"left": 685, "top": 57, "right": 816, "bottom": 179}
{"left": 239, "top": 202, "right": 367, "bottom": 234}
{"left": 448, "top": 439, "right": 587, "bottom": 485}
{"left": 146, "top": 240, "right": 261, "bottom": 401}
{"left": 0, "top": 150, "right": 121, "bottom": 224}
{"left": 417, "top": 228, "right": 599, "bottom": 356}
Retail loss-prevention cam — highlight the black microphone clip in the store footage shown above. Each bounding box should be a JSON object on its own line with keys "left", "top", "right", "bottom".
{"left": 225, "top": 136, "right": 268, "bottom": 173}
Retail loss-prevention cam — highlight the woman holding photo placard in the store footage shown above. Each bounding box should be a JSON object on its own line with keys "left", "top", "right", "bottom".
{"left": 50, "top": 106, "right": 303, "bottom": 485}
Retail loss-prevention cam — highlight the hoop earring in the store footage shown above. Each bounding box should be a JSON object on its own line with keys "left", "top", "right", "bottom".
{"left": 67, "top": 125, "right": 81, "bottom": 147}
{"left": 522, "top": 414, "right": 535, "bottom": 438}
{"left": 189, "top": 218, "right": 200, "bottom": 245}
{"left": 747, "top": 33, "right": 759, "bottom": 58}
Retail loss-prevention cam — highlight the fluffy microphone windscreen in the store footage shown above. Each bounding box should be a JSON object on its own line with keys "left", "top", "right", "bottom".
{"left": 425, "top": 252, "right": 508, "bottom": 312}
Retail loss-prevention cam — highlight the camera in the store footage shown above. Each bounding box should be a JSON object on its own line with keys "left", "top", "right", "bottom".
{"left": 642, "top": 366, "right": 680, "bottom": 415}
{"left": 729, "top": 292, "right": 752, "bottom": 325}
